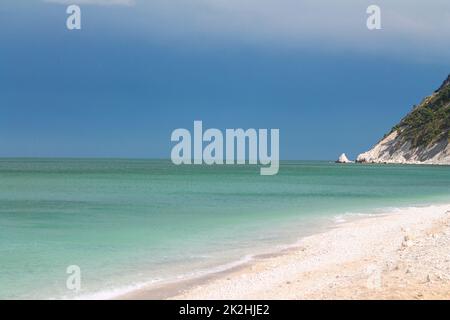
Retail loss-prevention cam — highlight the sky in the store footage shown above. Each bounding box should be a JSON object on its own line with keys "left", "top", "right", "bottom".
{"left": 0, "top": 0, "right": 449, "bottom": 160}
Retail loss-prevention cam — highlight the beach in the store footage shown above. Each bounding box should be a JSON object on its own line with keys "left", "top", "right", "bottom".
{"left": 124, "top": 204, "right": 450, "bottom": 300}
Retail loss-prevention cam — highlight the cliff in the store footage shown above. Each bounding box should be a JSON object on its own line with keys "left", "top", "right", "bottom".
{"left": 357, "top": 74, "right": 450, "bottom": 165}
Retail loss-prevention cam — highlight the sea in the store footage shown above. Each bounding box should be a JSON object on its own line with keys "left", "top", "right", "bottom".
{"left": 1, "top": 159, "right": 449, "bottom": 299}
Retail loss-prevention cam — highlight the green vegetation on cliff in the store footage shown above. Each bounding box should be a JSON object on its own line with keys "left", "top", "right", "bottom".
{"left": 392, "top": 74, "right": 450, "bottom": 148}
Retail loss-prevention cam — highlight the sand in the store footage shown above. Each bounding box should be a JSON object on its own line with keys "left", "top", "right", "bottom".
{"left": 123, "top": 204, "right": 450, "bottom": 300}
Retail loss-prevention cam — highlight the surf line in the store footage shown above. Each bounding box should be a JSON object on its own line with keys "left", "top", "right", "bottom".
{"left": 170, "top": 121, "right": 279, "bottom": 175}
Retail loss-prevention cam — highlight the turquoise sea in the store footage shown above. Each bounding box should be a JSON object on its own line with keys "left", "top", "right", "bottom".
{"left": 1, "top": 159, "right": 449, "bottom": 299}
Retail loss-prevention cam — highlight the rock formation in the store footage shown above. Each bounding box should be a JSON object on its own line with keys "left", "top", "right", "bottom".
{"left": 336, "top": 153, "right": 352, "bottom": 163}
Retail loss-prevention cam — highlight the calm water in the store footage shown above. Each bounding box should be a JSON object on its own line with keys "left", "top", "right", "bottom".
{"left": 1, "top": 159, "right": 449, "bottom": 299}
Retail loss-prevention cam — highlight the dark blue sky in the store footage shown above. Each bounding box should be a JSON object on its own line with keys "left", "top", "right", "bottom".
{"left": 1, "top": 1, "right": 449, "bottom": 159}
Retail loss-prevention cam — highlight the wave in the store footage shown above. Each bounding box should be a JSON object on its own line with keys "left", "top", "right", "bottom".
{"left": 70, "top": 254, "right": 255, "bottom": 300}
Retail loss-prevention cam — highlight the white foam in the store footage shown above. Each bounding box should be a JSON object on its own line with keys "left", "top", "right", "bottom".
{"left": 331, "top": 202, "right": 450, "bottom": 226}
{"left": 66, "top": 279, "right": 163, "bottom": 300}
{"left": 67, "top": 254, "right": 255, "bottom": 300}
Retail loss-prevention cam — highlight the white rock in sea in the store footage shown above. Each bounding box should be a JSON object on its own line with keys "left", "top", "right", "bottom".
{"left": 336, "top": 153, "right": 352, "bottom": 163}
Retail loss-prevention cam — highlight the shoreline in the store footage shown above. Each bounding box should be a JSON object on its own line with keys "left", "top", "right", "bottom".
{"left": 354, "top": 161, "right": 450, "bottom": 166}
{"left": 119, "top": 203, "right": 450, "bottom": 300}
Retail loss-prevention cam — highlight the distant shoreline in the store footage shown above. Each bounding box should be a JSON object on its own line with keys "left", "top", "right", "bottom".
{"left": 354, "top": 160, "right": 450, "bottom": 166}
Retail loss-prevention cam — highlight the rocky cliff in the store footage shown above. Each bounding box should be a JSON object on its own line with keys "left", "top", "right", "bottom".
{"left": 357, "top": 74, "right": 450, "bottom": 165}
